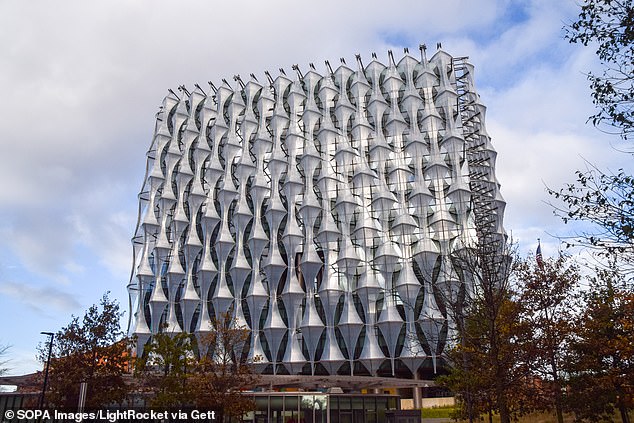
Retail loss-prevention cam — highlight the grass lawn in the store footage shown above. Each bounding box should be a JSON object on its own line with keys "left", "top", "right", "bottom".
{"left": 446, "top": 411, "right": 624, "bottom": 423}
{"left": 454, "top": 413, "right": 575, "bottom": 423}
{"left": 421, "top": 406, "right": 455, "bottom": 419}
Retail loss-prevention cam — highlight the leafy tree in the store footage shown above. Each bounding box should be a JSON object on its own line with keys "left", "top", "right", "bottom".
{"left": 566, "top": 0, "right": 634, "bottom": 139}
{"left": 135, "top": 331, "right": 195, "bottom": 408}
{"left": 440, "top": 296, "right": 531, "bottom": 423}
{"left": 516, "top": 255, "right": 581, "bottom": 423}
{"left": 440, "top": 241, "right": 532, "bottom": 423}
{"left": 439, "top": 334, "right": 495, "bottom": 421}
{"left": 135, "top": 312, "right": 258, "bottom": 421}
{"left": 189, "top": 311, "right": 258, "bottom": 422}
{"left": 565, "top": 267, "right": 634, "bottom": 423}
{"left": 38, "top": 293, "right": 131, "bottom": 408}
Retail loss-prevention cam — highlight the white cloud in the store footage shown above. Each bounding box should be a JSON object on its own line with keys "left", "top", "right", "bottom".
{"left": 68, "top": 206, "right": 136, "bottom": 279}
{"left": 0, "top": 212, "right": 75, "bottom": 282}
{"left": 0, "top": 0, "right": 514, "bottom": 285}
{"left": 0, "top": 281, "right": 81, "bottom": 316}
{"left": 485, "top": 42, "right": 633, "bottom": 252}
{"left": 1, "top": 346, "right": 40, "bottom": 378}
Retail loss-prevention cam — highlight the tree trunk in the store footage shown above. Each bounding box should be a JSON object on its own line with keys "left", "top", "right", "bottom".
{"left": 497, "top": 396, "right": 510, "bottom": 423}
{"left": 491, "top": 317, "right": 510, "bottom": 423}
{"left": 495, "top": 353, "right": 510, "bottom": 423}
{"left": 618, "top": 403, "right": 630, "bottom": 423}
{"left": 616, "top": 383, "right": 631, "bottom": 423}
{"left": 466, "top": 391, "right": 474, "bottom": 423}
{"left": 555, "top": 404, "right": 564, "bottom": 423}
{"left": 459, "top": 320, "right": 474, "bottom": 423}
{"left": 551, "top": 362, "right": 564, "bottom": 423}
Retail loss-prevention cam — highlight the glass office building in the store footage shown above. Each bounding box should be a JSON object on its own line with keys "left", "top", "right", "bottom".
{"left": 127, "top": 47, "right": 506, "bottom": 380}
{"left": 246, "top": 392, "right": 399, "bottom": 423}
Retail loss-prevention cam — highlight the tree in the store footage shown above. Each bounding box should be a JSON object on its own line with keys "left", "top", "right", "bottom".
{"left": 135, "top": 312, "right": 258, "bottom": 421}
{"left": 439, "top": 296, "right": 531, "bottom": 423}
{"left": 135, "top": 331, "right": 194, "bottom": 408}
{"left": 38, "top": 293, "right": 131, "bottom": 409}
{"left": 566, "top": 0, "right": 634, "bottom": 139}
{"left": 188, "top": 311, "right": 258, "bottom": 422}
{"left": 554, "top": 3, "right": 634, "bottom": 420}
{"left": 516, "top": 254, "right": 581, "bottom": 423}
{"left": 439, "top": 240, "right": 532, "bottom": 423}
{"left": 565, "top": 267, "right": 634, "bottom": 423}
{"left": 439, "top": 327, "right": 496, "bottom": 422}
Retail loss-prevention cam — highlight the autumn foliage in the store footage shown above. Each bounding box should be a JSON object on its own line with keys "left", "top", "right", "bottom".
{"left": 37, "top": 293, "right": 132, "bottom": 409}
{"left": 135, "top": 311, "right": 258, "bottom": 421}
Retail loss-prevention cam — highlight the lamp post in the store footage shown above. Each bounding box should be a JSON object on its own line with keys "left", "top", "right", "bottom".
{"left": 39, "top": 332, "right": 54, "bottom": 409}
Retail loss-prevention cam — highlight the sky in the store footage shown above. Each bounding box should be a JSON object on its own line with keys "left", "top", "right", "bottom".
{"left": 0, "top": 0, "right": 631, "bottom": 377}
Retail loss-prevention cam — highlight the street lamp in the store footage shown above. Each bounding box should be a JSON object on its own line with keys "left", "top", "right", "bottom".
{"left": 39, "top": 332, "right": 54, "bottom": 409}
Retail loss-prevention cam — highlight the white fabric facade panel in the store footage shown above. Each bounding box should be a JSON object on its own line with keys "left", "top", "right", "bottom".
{"left": 127, "top": 48, "right": 505, "bottom": 378}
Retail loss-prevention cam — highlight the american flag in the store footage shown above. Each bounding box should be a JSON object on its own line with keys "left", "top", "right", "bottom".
{"left": 536, "top": 242, "right": 544, "bottom": 269}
